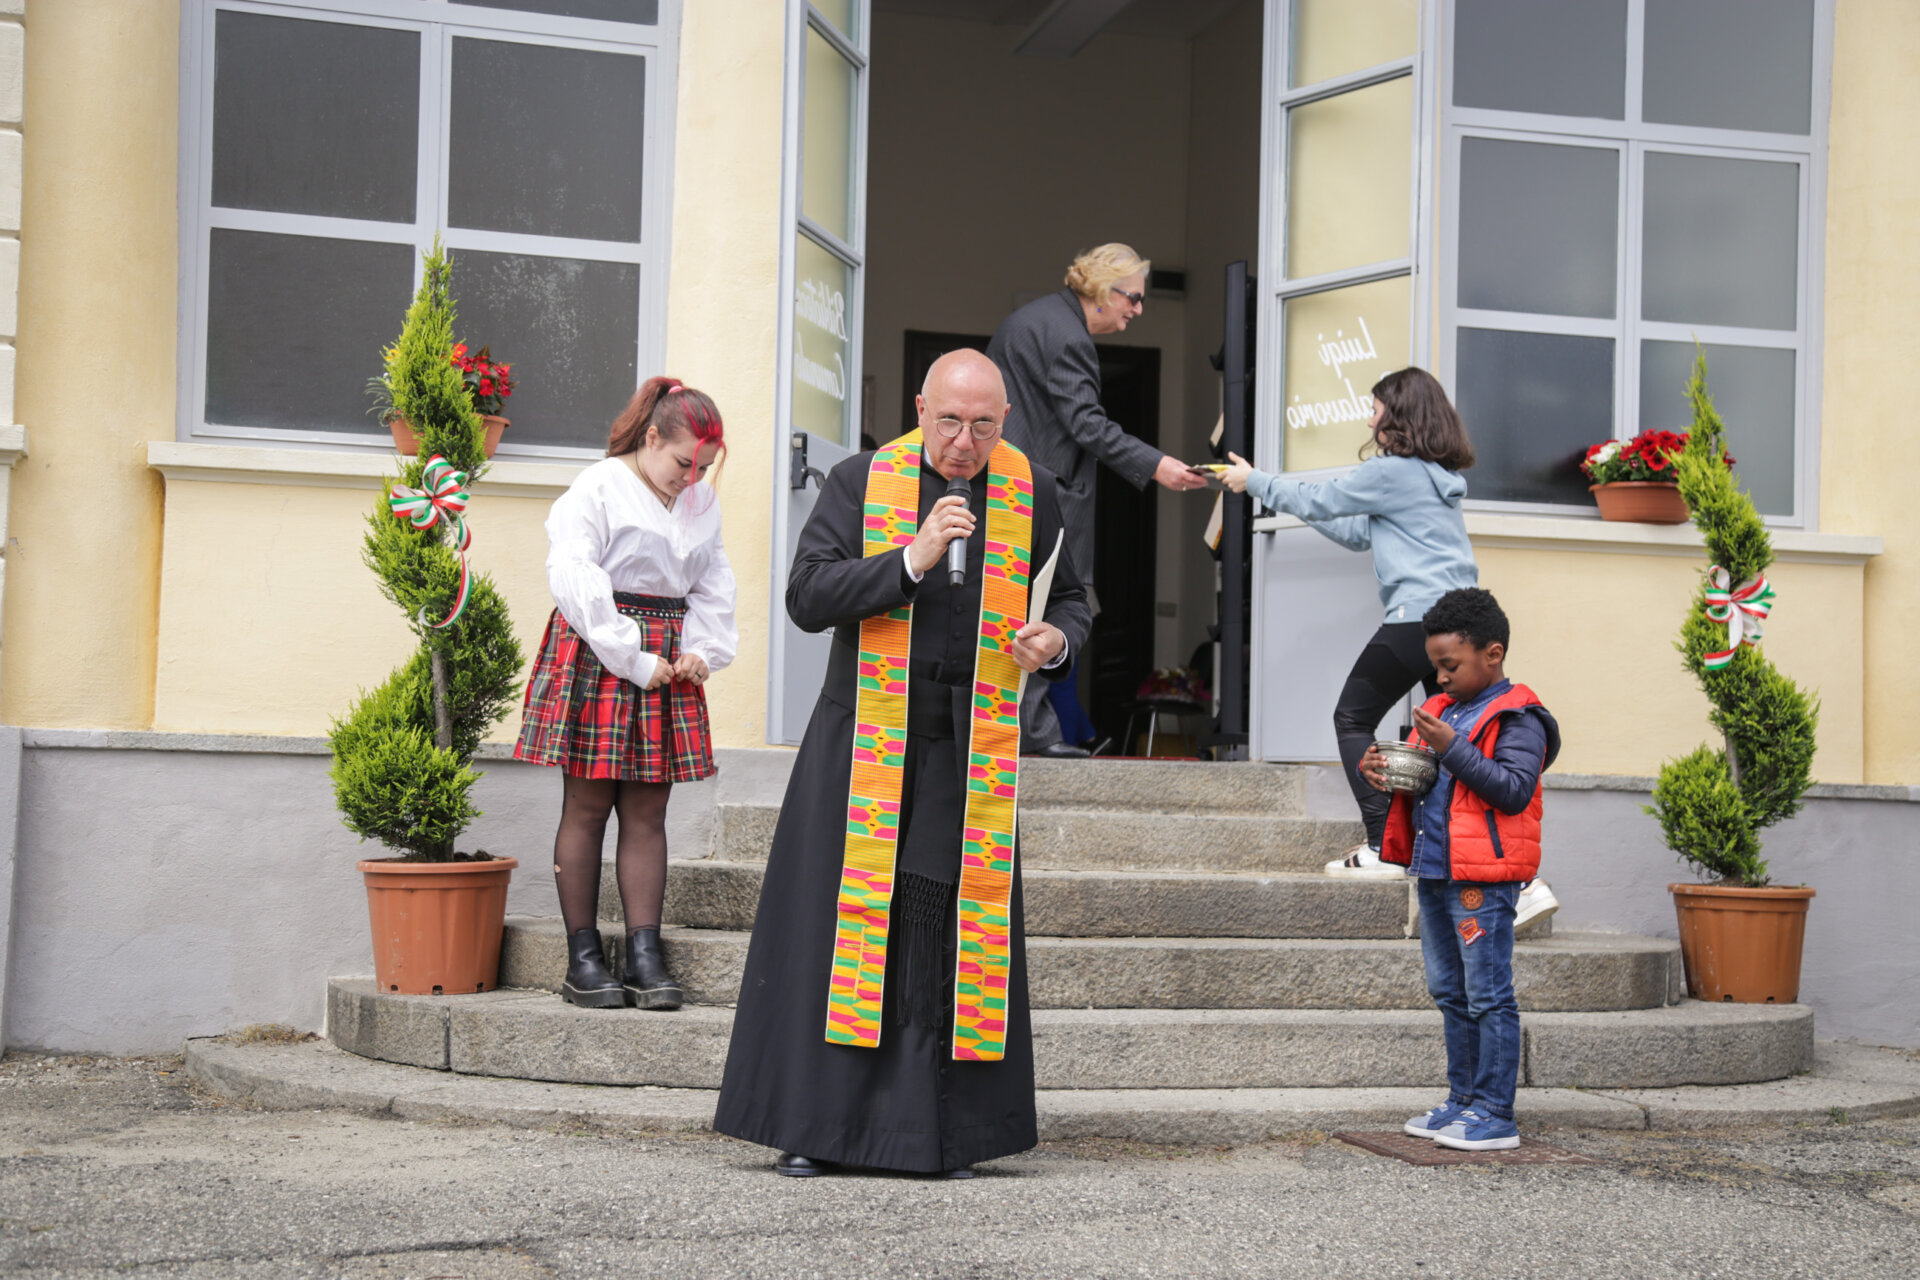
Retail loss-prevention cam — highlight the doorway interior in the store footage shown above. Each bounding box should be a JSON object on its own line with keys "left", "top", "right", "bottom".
{"left": 867, "top": 0, "right": 1263, "bottom": 753}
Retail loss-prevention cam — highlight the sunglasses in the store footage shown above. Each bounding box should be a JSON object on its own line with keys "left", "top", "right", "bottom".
{"left": 1110, "top": 287, "right": 1145, "bottom": 308}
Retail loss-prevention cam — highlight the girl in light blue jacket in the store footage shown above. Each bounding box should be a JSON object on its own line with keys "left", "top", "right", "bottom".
{"left": 1224, "top": 369, "right": 1502, "bottom": 880}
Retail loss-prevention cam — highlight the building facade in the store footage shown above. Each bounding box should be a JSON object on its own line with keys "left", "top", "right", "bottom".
{"left": 0, "top": 0, "right": 1914, "bottom": 1053}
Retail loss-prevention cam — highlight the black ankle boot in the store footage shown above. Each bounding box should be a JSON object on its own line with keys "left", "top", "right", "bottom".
{"left": 560, "top": 929, "right": 625, "bottom": 1009}
{"left": 623, "top": 926, "right": 684, "bottom": 1011}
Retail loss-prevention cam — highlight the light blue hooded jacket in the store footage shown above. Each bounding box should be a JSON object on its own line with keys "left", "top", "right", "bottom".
{"left": 1247, "top": 455, "right": 1477, "bottom": 623}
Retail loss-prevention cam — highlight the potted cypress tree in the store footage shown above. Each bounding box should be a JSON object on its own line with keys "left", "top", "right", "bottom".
{"left": 331, "top": 239, "right": 526, "bottom": 996}
{"left": 1648, "top": 350, "right": 1818, "bottom": 1003}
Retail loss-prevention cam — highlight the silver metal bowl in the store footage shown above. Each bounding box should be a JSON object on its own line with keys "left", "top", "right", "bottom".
{"left": 1373, "top": 739, "right": 1439, "bottom": 794}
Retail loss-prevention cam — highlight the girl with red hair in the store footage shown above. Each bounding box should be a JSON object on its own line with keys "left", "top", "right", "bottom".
{"left": 514, "top": 376, "right": 735, "bottom": 1012}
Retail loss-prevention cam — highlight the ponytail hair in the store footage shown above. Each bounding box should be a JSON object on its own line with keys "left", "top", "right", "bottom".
{"left": 1367, "top": 367, "right": 1474, "bottom": 472}
{"left": 606, "top": 376, "right": 727, "bottom": 479}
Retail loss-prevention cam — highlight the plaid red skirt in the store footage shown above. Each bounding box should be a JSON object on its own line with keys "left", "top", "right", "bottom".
{"left": 513, "top": 593, "right": 716, "bottom": 782}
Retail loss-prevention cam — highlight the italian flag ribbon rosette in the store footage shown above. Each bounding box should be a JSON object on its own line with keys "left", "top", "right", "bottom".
{"left": 387, "top": 454, "right": 472, "bottom": 629}
{"left": 1701, "top": 565, "right": 1773, "bottom": 671}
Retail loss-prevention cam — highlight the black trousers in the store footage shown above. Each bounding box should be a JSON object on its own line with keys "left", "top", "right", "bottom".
{"left": 1334, "top": 622, "right": 1440, "bottom": 849}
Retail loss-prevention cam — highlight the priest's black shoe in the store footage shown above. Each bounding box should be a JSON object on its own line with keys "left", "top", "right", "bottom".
{"left": 775, "top": 1153, "right": 829, "bottom": 1178}
{"left": 623, "top": 926, "right": 684, "bottom": 1011}
{"left": 939, "top": 1166, "right": 975, "bottom": 1180}
{"left": 560, "top": 929, "right": 625, "bottom": 1009}
{"left": 1027, "top": 742, "right": 1090, "bottom": 759}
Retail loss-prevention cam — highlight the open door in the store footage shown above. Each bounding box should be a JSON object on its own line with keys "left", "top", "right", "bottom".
{"left": 1248, "top": 0, "right": 1430, "bottom": 760}
{"left": 767, "top": 0, "right": 871, "bottom": 745}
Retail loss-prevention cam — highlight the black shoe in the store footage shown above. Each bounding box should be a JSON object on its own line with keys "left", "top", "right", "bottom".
{"left": 1026, "top": 742, "right": 1090, "bottom": 759}
{"left": 1087, "top": 736, "right": 1115, "bottom": 757}
{"left": 775, "top": 1153, "right": 829, "bottom": 1177}
{"left": 560, "top": 929, "right": 624, "bottom": 1009}
{"left": 939, "top": 1166, "right": 975, "bottom": 1179}
{"left": 623, "top": 926, "right": 684, "bottom": 1011}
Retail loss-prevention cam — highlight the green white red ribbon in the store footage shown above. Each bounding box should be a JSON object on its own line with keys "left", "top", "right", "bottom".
{"left": 1702, "top": 565, "right": 1774, "bottom": 670}
{"left": 388, "top": 454, "right": 472, "bottom": 629}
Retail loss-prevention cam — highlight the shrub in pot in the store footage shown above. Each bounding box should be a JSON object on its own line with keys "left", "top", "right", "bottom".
{"left": 330, "top": 239, "right": 525, "bottom": 995}
{"left": 1647, "top": 350, "right": 1817, "bottom": 1003}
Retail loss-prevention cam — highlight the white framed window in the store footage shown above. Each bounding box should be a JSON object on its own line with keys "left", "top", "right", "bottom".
{"left": 1255, "top": 0, "right": 1430, "bottom": 483}
{"left": 176, "top": 0, "right": 679, "bottom": 458}
{"left": 1437, "top": 0, "right": 1831, "bottom": 523}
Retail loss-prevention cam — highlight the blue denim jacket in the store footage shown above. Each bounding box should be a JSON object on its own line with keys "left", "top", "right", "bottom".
{"left": 1407, "top": 679, "right": 1555, "bottom": 880}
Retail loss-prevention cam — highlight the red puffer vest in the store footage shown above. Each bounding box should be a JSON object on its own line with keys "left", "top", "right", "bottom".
{"left": 1379, "top": 684, "right": 1550, "bottom": 883}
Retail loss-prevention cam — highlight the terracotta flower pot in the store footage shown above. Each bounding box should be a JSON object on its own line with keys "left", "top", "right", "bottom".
{"left": 1669, "top": 881, "right": 1815, "bottom": 1003}
{"left": 1590, "top": 481, "right": 1688, "bottom": 524}
{"left": 387, "top": 415, "right": 509, "bottom": 460}
{"left": 359, "top": 856, "right": 518, "bottom": 995}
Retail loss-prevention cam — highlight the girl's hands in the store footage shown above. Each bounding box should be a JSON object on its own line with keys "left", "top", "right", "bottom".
{"left": 673, "top": 652, "right": 710, "bottom": 685}
{"left": 642, "top": 655, "right": 673, "bottom": 690}
{"left": 1223, "top": 452, "right": 1256, "bottom": 494}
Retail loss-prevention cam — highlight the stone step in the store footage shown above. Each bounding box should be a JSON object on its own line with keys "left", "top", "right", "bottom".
{"left": 191, "top": 1037, "right": 1920, "bottom": 1143}
{"left": 327, "top": 979, "right": 1813, "bottom": 1091}
{"left": 708, "top": 802, "right": 1366, "bottom": 872}
{"left": 503, "top": 919, "right": 1666, "bottom": 1012}
{"left": 1013, "top": 757, "right": 1306, "bottom": 815}
{"left": 648, "top": 860, "right": 1440, "bottom": 939}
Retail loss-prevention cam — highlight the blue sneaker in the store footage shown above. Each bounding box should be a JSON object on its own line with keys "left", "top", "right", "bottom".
{"left": 1403, "top": 1101, "right": 1469, "bottom": 1138}
{"left": 1432, "top": 1108, "right": 1520, "bottom": 1151}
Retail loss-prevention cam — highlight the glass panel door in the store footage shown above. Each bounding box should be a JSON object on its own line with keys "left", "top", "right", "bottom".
{"left": 768, "top": 1, "right": 870, "bottom": 745}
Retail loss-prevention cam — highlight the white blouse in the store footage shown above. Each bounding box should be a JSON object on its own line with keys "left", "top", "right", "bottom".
{"left": 544, "top": 457, "right": 738, "bottom": 686}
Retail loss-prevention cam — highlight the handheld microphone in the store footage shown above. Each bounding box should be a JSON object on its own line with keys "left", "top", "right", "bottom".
{"left": 945, "top": 474, "right": 971, "bottom": 587}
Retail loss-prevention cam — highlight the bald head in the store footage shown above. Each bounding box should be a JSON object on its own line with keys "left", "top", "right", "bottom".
{"left": 917, "top": 348, "right": 1010, "bottom": 480}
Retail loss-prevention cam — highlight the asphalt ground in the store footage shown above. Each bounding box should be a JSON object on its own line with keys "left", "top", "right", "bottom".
{"left": 4, "top": 1050, "right": 1920, "bottom": 1279}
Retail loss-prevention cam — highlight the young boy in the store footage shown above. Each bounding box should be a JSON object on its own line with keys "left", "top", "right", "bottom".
{"left": 1360, "top": 588, "right": 1560, "bottom": 1151}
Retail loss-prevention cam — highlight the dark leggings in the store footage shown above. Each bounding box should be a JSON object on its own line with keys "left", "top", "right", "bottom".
{"left": 551, "top": 775, "right": 673, "bottom": 934}
{"left": 1334, "top": 622, "right": 1440, "bottom": 849}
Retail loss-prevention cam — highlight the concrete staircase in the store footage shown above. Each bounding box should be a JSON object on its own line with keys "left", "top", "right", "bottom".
{"left": 327, "top": 759, "right": 1814, "bottom": 1110}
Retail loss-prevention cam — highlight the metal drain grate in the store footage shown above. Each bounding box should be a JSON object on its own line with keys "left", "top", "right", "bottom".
{"left": 1334, "top": 1131, "right": 1603, "bottom": 1167}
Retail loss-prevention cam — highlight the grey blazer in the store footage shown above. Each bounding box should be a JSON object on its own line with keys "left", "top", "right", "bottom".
{"left": 987, "top": 289, "right": 1163, "bottom": 585}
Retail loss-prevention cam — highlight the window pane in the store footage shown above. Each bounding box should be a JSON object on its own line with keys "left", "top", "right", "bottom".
{"left": 1458, "top": 137, "right": 1617, "bottom": 319}
{"left": 211, "top": 12, "right": 418, "bottom": 222}
{"left": 1640, "top": 341, "right": 1795, "bottom": 516}
{"left": 812, "top": 0, "right": 858, "bottom": 41}
{"left": 1644, "top": 0, "right": 1813, "bottom": 135}
{"left": 1286, "top": 76, "right": 1412, "bottom": 279}
{"left": 205, "top": 230, "right": 413, "bottom": 432}
{"left": 792, "top": 233, "right": 854, "bottom": 448}
{"left": 1281, "top": 276, "right": 1410, "bottom": 473}
{"left": 1453, "top": 0, "right": 1627, "bottom": 121}
{"left": 449, "top": 39, "right": 646, "bottom": 243}
{"left": 1642, "top": 152, "right": 1798, "bottom": 331}
{"left": 452, "top": 250, "right": 641, "bottom": 450}
{"left": 1288, "top": 0, "right": 1417, "bottom": 88}
{"left": 1454, "top": 327, "right": 1613, "bottom": 505}
{"left": 802, "top": 26, "right": 858, "bottom": 245}
{"left": 457, "top": 0, "right": 659, "bottom": 22}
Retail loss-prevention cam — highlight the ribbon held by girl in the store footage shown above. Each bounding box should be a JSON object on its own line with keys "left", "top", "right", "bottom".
{"left": 388, "top": 454, "right": 472, "bottom": 628}
{"left": 1702, "top": 565, "right": 1774, "bottom": 670}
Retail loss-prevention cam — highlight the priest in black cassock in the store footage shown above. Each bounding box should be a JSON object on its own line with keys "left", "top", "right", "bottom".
{"left": 713, "top": 350, "right": 1091, "bottom": 1177}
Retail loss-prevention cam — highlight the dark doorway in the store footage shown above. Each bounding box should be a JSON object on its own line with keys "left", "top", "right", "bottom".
{"left": 901, "top": 330, "right": 1160, "bottom": 750}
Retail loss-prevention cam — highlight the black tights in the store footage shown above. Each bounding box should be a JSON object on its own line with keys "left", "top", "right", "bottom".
{"left": 551, "top": 774, "right": 673, "bottom": 934}
{"left": 1333, "top": 622, "right": 1441, "bottom": 850}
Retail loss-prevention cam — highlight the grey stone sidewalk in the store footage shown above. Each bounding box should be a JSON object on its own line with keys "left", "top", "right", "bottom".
{"left": 7, "top": 1050, "right": 1920, "bottom": 1278}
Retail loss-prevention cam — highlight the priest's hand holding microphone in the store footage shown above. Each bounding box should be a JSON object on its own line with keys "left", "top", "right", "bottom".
{"left": 906, "top": 478, "right": 1067, "bottom": 674}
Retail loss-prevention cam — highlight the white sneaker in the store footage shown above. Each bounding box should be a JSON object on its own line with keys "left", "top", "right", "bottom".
{"left": 1324, "top": 843, "right": 1404, "bottom": 880}
{"left": 1515, "top": 878, "right": 1559, "bottom": 935}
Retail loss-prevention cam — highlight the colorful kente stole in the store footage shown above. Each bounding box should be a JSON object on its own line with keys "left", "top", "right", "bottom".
{"left": 827, "top": 429, "right": 1035, "bottom": 1062}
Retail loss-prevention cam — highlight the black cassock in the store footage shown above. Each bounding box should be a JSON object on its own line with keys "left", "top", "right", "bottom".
{"left": 713, "top": 448, "right": 1091, "bottom": 1172}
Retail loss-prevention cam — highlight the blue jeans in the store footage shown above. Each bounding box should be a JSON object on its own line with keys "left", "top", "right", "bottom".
{"left": 1417, "top": 877, "right": 1521, "bottom": 1121}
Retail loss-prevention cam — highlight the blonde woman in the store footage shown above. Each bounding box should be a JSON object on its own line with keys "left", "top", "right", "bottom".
{"left": 987, "top": 242, "right": 1208, "bottom": 757}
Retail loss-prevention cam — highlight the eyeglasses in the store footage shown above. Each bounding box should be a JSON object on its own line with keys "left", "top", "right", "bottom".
{"left": 932, "top": 416, "right": 1002, "bottom": 442}
{"left": 1110, "top": 287, "right": 1146, "bottom": 308}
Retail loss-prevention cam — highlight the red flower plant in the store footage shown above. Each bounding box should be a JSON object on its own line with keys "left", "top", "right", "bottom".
{"left": 1581, "top": 429, "right": 1733, "bottom": 485}
{"left": 451, "top": 343, "right": 515, "bottom": 417}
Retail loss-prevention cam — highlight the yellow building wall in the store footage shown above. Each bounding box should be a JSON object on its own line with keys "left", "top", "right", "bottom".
{"left": 1823, "top": 0, "right": 1920, "bottom": 784}
{"left": 3, "top": 0, "right": 178, "bottom": 729}
{"left": 1477, "top": 546, "right": 1865, "bottom": 783}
